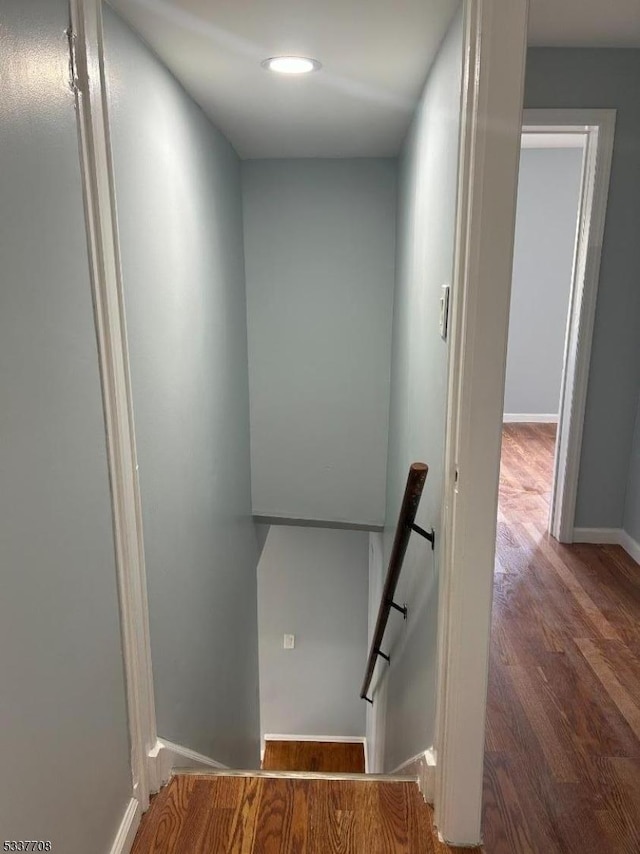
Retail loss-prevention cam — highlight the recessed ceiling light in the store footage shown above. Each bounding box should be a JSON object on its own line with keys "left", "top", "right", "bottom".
{"left": 262, "top": 56, "right": 322, "bottom": 75}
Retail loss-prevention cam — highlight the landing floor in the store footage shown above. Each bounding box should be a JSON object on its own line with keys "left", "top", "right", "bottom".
{"left": 130, "top": 773, "right": 463, "bottom": 853}
{"left": 483, "top": 423, "right": 640, "bottom": 853}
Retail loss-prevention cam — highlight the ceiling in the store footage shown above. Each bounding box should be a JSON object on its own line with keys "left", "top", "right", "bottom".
{"left": 528, "top": 0, "right": 640, "bottom": 47}
{"left": 107, "top": 0, "right": 460, "bottom": 159}
{"left": 108, "top": 0, "right": 640, "bottom": 160}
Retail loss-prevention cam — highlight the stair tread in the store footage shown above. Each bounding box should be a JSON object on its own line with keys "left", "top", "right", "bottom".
{"left": 175, "top": 766, "right": 418, "bottom": 782}
{"left": 132, "top": 773, "right": 465, "bottom": 853}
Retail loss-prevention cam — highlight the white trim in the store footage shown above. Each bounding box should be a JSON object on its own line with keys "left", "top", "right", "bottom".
{"left": 154, "top": 738, "right": 227, "bottom": 786}
{"left": 435, "top": 0, "right": 529, "bottom": 845}
{"left": 177, "top": 768, "right": 414, "bottom": 782}
{"left": 263, "top": 734, "right": 368, "bottom": 743}
{"left": 620, "top": 530, "right": 640, "bottom": 565}
{"left": 503, "top": 413, "right": 558, "bottom": 423}
{"left": 69, "top": 0, "right": 157, "bottom": 809}
{"left": 147, "top": 739, "right": 169, "bottom": 792}
{"left": 572, "top": 527, "right": 620, "bottom": 544}
{"left": 262, "top": 734, "right": 368, "bottom": 773}
{"left": 573, "top": 528, "right": 640, "bottom": 565}
{"left": 392, "top": 748, "right": 436, "bottom": 804}
{"left": 521, "top": 131, "right": 586, "bottom": 150}
{"left": 108, "top": 798, "right": 141, "bottom": 854}
{"left": 522, "top": 110, "right": 616, "bottom": 544}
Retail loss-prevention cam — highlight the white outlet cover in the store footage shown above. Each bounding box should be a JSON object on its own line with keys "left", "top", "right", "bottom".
{"left": 283, "top": 634, "right": 295, "bottom": 650}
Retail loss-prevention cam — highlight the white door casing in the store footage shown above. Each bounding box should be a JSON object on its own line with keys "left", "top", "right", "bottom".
{"left": 521, "top": 111, "right": 616, "bottom": 544}
{"left": 69, "top": 0, "right": 158, "bottom": 811}
{"left": 434, "top": 0, "right": 529, "bottom": 845}
{"left": 70, "top": 0, "right": 538, "bottom": 842}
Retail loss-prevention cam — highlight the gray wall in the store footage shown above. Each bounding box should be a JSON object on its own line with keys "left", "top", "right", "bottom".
{"left": 624, "top": 396, "right": 640, "bottom": 543}
{"left": 242, "top": 159, "right": 397, "bottom": 528}
{"left": 382, "top": 6, "right": 463, "bottom": 770}
{"left": 103, "top": 7, "right": 260, "bottom": 766}
{"left": 257, "top": 526, "right": 368, "bottom": 739}
{"left": 504, "top": 147, "right": 583, "bottom": 417}
{"left": 0, "top": 1, "right": 132, "bottom": 850}
{"left": 525, "top": 49, "right": 640, "bottom": 530}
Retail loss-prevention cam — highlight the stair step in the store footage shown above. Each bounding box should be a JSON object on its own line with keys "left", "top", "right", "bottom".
{"left": 134, "top": 773, "right": 439, "bottom": 853}
{"left": 175, "top": 767, "right": 418, "bottom": 783}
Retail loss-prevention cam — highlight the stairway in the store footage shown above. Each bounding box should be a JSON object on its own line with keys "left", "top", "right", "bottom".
{"left": 130, "top": 770, "right": 449, "bottom": 853}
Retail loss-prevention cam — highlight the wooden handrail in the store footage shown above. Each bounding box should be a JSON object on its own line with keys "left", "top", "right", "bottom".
{"left": 360, "top": 462, "right": 429, "bottom": 702}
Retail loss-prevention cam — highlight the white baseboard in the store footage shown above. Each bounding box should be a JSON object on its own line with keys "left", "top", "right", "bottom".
{"left": 573, "top": 527, "right": 619, "bottom": 544}
{"left": 391, "top": 748, "right": 436, "bottom": 804}
{"left": 503, "top": 413, "right": 558, "bottom": 423}
{"left": 573, "top": 527, "right": 640, "bottom": 565}
{"left": 620, "top": 530, "right": 640, "bottom": 564}
{"left": 262, "top": 734, "right": 369, "bottom": 773}
{"left": 109, "top": 798, "right": 141, "bottom": 854}
{"left": 150, "top": 738, "right": 228, "bottom": 789}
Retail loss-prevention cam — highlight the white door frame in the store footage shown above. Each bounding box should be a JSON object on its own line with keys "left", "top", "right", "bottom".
{"left": 70, "top": 0, "right": 534, "bottom": 840}
{"left": 69, "top": 0, "right": 159, "bottom": 811}
{"left": 519, "top": 111, "right": 616, "bottom": 543}
{"left": 433, "top": 0, "right": 529, "bottom": 845}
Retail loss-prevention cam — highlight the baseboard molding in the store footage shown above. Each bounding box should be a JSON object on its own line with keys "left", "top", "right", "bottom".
{"left": 573, "top": 527, "right": 619, "bottom": 544}
{"left": 150, "top": 738, "right": 228, "bottom": 788}
{"left": 620, "top": 530, "right": 640, "bottom": 565}
{"left": 392, "top": 748, "right": 436, "bottom": 804}
{"left": 262, "top": 734, "right": 369, "bottom": 773}
{"left": 503, "top": 413, "right": 559, "bottom": 423}
{"left": 573, "top": 527, "right": 640, "bottom": 565}
{"left": 109, "top": 798, "right": 141, "bottom": 854}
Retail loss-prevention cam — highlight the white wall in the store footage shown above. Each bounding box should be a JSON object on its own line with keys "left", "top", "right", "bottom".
{"left": 381, "top": 4, "right": 464, "bottom": 771}
{"left": 242, "top": 159, "right": 397, "bottom": 527}
{"left": 257, "top": 526, "right": 369, "bottom": 739}
{"left": 503, "top": 147, "right": 583, "bottom": 418}
{"left": 0, "top": 1, "right": 132, "bottom": 850}
{"left": 104, "top": 7, "right": 260, "bottom": 767}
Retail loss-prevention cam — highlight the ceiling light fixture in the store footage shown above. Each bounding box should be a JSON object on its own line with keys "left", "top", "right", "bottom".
{"left": 262, "top": 56, "right": 322, "bottom": 75}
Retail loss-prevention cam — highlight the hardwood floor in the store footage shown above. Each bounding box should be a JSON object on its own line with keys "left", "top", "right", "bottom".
{"left": 483, "top": 423, "right": 640, "bottom": 853}
{"left": 262, "top": 740, "right": 366, "bottom": 773}
{"left": 131, "top": 773, "right": 463, "bottom": 853}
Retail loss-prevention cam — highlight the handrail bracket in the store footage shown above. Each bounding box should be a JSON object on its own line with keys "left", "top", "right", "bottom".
{"left": 389, "top": 600, "right": 408, "bottom": 620}
{"left": 410, "top": 522, "right": 435, "bottom": 550}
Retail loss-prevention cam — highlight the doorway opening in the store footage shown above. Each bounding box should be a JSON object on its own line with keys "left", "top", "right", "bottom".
{"left": 500, "top": 111, "right": 615, "bottom": 544}
{"left": 500, "top": 129, "right": 585, "bottom": 536}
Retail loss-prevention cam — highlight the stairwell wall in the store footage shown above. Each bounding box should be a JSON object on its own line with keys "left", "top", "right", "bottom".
{"left": 242, "top": 158, "right": 397, "bottom": 528}
{"left": 257, "top": 526, "right": 369, "bottom": 741}
{"left": 381, "top": 3, "right": 464, "bottom": 771}
{"left": 103, "top": 6, "right": 261, "bottom": 767}
{"left": 0, "top": 1, "right": 132, "bottom": 850}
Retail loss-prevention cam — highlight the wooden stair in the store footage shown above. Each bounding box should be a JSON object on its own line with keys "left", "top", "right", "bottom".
{"left": 130, "top": 770, "right": 463, "bottom": 853}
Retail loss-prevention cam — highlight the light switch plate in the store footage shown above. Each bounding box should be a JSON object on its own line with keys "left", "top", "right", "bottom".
{"left": 283, "top": 634, "right": 295, "bottom": 650}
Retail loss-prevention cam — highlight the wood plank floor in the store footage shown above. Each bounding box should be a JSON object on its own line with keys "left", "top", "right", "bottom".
{"left": 262, "top": 740, "right": 365, "bottom": 773}
{"left": 483, "top": 423, "right": 640, "bottom": 853}
{"left": 131, "top": 773, "right": 464, "bottom": 853}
